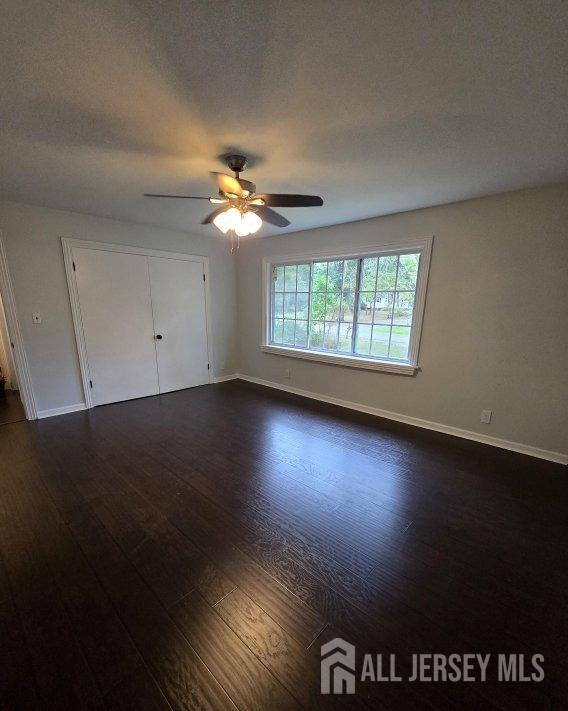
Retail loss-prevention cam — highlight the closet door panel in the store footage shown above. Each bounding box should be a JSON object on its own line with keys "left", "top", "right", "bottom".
{"left": 73, "top": 248, "right": 159, "bottom": 406}
{"left": 148, "top": 257, "right": 209, "bottom": 393}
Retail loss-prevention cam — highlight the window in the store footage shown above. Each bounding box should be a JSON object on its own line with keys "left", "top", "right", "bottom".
{"left": 262, "top": 238, "right": 432, "bottom": 374}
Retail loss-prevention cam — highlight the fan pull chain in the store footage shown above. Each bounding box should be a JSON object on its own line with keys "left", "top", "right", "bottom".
{"left": 230, "top": 230, "right": 240, "bottom": 253}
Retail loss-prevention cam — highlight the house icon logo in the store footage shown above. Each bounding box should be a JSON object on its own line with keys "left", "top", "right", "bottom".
{"left": 321, "top": 638, "right": 356, "bottom": 694}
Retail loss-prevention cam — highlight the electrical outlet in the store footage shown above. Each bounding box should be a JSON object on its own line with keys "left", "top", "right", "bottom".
{"left": 32, "top": 312, "right": 42, "bottom": 324}
{"left": 480, "top": 409, "right": 492, "bottom": 424}
{"left": 284, "top": 368, "right": 291, "bottom": 380}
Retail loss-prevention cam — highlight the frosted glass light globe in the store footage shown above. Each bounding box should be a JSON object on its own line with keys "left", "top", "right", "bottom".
{"left": 242, "top": 211, "right": 262, "bottom": 234}
{"left": 213, "top": 207, "right": 241, "bottom": 234}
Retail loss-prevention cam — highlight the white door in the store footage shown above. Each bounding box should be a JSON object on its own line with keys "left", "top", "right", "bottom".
{"left": 73, "top": 248, "right": 159, "bottom": 406}
{"left": 148, "top": 257, "right": 209, "bottom": 393}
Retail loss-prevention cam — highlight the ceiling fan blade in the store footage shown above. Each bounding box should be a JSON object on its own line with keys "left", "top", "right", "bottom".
{"left": 212, "top": 173, "right": 243, "bottom": 197}
{"left": 254, "top": 194, "right": 323, "bottom": 207}
{"left": 201, "top": 206, "right": 229, "bottom": 225}
{"left": 237, "top": 178, "right": 256, "bottom": 196}
{"left": 144, "top": 194, "right": 210, "bottom": 199}
{"left": 256, "top": 206, "right": 290, "bottom": 227}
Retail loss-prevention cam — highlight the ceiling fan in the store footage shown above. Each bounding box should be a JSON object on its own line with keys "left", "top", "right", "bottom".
{"left": 145, "top": 154, "right": 323, "bottom": 250}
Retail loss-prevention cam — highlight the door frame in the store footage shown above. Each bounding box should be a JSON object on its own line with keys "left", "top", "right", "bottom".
{"left": 0, "top": 232, "right": 38, "bottom": 419}
{"left": 61, "top": 238, "right": 213, "bottom": 409}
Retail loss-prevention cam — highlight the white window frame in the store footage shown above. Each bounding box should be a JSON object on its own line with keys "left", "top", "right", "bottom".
{"left": 261, "top": 236, "right": 433, "bottom": 375}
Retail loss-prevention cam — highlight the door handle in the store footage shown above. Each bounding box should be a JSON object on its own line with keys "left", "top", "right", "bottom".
{"left": 155, "top": 334, "right": 163, "bottom": 340}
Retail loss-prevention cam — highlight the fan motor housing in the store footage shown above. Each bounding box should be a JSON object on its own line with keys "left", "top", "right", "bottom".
{"left": 226, "top": 154, "right": 248, "bottom": 174}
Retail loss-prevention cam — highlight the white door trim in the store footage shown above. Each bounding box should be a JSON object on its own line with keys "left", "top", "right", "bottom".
{"left": 61, "top": 237, "right": 213, "bottom": 409}
{"left": 0, "top": 232, "right": 38, "bottom": 419}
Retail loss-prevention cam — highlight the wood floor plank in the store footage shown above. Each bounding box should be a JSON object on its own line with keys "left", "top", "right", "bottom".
{"left": 0, "top": 462, "right": 105, "bottom": 708}
{"left": 65, "top": 504, "right": 238, "bottom": 711}
{"left": 90, "top": 407, "right": 328, "bottom": 647}
{"left": 214, "top": 587, "right": 380, "bottom": 710}
{"left": 103, "top": 664, "right": 173, "bottom": 711}
{"left": 28, "top": 425, "right": 238, "bottom": 710}
{"left": 171, "top": 590, "right": 302, "bottom": 711}
{"left": 6, "top": 460, "right": 142, "bottom": 696}
{"left": 35, "top": 420, "right": 235, "bottom": 610}
{"left": 0, "top": 554, "right": 41, "bottom": 709}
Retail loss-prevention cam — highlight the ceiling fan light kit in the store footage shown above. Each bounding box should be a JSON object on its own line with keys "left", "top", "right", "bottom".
{"left": 145, "top": 154, "right": 324, "bottom": 252}
{"left": 213, "top": 207, "right": 262, "bottom": 236}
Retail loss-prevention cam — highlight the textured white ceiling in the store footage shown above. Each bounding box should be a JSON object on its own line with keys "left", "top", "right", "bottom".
{"left": 1, "top": 0, "right": 567, "bottom": 238}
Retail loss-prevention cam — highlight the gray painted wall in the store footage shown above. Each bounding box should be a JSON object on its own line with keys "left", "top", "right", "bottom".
{"left": 237, "top": 184, "right": 568, "bottom": 455}
{"left": 0, "top": 200, "right": 239, "bottom": 412}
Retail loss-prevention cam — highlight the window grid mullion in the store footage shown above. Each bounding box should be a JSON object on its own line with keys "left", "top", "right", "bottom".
{"left": 293, "top": 265, "right": 298, "bottom": 346}
{"left": 337, "top": 260, "right": 345, "bottom": 352}
{"left": 351, "top": 258, "right": 363, "bottom": 355}
{"left": 369, "top": 257, "right": 380, "bottom": 357}
{"left": 307, "top": 261, "right": 313, "bottom": 349}
{"left": 271, "top": 269, "right": 276, "bottom": 343}
{"left": 323, "top": 261, "right": 329, "bottom": 350}
{"left": 387, "top": 256, "right": 401, "bottom": 357}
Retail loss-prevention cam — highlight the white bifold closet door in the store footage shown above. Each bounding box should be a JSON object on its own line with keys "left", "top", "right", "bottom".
{"left": 74, "top": 248, "right": 159, "bottom": 406}
{"left": 148, "top": 257, "right": 209, "bottom": 394}
{"left": 73, "top": 247, "right": 209, "bottom": 407}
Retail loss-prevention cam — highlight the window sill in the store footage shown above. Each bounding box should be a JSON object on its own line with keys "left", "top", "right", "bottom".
{"left": 260, "top": 344, "right": 419, "bottom": 375}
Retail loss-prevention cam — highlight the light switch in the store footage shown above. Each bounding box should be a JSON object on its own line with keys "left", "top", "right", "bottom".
{"left": 32, "top": 312, "right": 42, "bottom": 324}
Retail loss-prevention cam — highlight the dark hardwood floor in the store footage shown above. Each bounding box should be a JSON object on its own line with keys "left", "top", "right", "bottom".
{"left": 0, "top": 390, "right": 26, "bottom": 426}
{"left": 1, "top": 379, "right": 566, "bottom": 709}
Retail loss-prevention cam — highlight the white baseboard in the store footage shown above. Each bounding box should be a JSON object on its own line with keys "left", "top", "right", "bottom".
{"left": 31, "top": 380, "right": 567, "bottom": 465}
{"left": 212, "top": 374, "right": 239, "bottom": 383}
{"left": 37, "top": 403, "right": 87, "bottom": 419}
{"left": 234, "top": 373, "right": 568, "bottom": 465}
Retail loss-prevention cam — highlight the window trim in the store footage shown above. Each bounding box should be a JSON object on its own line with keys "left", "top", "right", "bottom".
{"left": 261, "top": 236, "right": 433, "bottom": 375}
